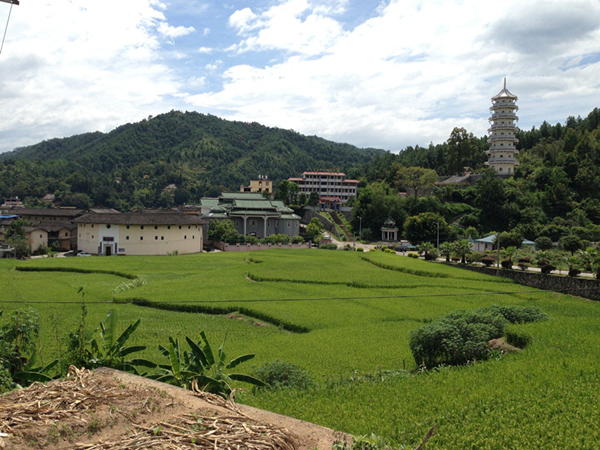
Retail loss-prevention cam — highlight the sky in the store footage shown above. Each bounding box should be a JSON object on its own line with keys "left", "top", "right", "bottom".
{"left": 0, "top": 0, "right": 599, "bottom": 155}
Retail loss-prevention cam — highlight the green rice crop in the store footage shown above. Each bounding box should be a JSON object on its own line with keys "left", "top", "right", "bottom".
{"left": 1, "top": 251, "right": 599, "bottom": 449}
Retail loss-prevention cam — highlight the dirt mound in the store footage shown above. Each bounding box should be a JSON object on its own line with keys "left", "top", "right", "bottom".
{"left": 0, "top": 367, "right": 342, "bottom": 449}
{"left": 488, "top": 338, "right": 522, "bottom": 354}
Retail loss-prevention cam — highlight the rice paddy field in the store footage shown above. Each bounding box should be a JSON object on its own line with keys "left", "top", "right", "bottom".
{"left": 1, "top": 249, "right": 600, "bottom": 449}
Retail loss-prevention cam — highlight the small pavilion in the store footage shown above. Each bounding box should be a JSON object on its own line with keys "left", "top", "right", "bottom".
{"left": 381, "top": 218, "right": 399, "bottom": 241}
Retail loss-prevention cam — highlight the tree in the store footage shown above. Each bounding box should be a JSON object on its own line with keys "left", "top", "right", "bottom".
{"left": 208, "top": 219, "right": 239, "bottom": 242}
{"left": 475, "top": 168, "right": 507, "bottom": 232}
{"left": 5, "top": 218, "right": 32, "bottom": 259}
{"left": 559, "top": 235, "right": 583, "bottom": 255}
{"left": 403, "top": 212, "right": 451, "bottom": 245}
{"left": 497, "top": 231, "right": 524, "bottom": 249}
{"left": 395, "top": 166, "right": 438, "bottom": 199}
{"left": 308, "top": 191, "right": 320, "bottom": 207}
{"left": 446, "top": 127, "right": 479, "bottom": 175}
{"left": 274, "top": 180, "right": 299, "bottom": 205}
{"left": 306, "top": 218, "right": 324, "bottom": 241}
{"left": 534, "top": 236, "right": 553, "bottom": 251}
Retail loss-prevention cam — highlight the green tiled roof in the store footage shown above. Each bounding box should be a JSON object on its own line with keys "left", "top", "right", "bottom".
{"left": 229, "top": 210, "right": 281, "bottom": 216}
{"left": 221, "top": 193, "right": 264, "bottom": 200}
{"left": 233, "top": 199, "right": 274, "bottom": 209}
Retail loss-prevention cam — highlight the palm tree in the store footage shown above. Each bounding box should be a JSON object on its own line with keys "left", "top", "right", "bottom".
{"left": 439, "top": 241, "right": 454, "bottom": 262}
{"left": 453, "top": 240, "right": 472, "bottom": 264}
{"left": 417, "top": 242, "right": 436, "bottom": 260}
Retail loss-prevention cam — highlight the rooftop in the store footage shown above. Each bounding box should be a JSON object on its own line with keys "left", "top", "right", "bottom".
{"left": 73, "top": 211, "right": 206, "bottom": 226}
{"left": 491, "top": 78, "right": 518, "bottom": 101}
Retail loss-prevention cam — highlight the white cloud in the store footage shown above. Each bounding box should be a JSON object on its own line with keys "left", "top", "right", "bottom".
{"left": 228, "top": 0, "right": 347, "bottom": 55}
{"left": 157, "top": 22, "right": 195, "bottom": 39}
{"left": 185, "top": 0, "right": 600, "bottom": 150}
{"left": 1, "top": 0, "right": 600, "bottom": 155}
{"left": 0, "top": 0, "right": 186, "bottom": 152}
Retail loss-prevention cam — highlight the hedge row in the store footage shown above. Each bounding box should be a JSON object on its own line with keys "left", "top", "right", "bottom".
{"left": 15, "top": 266, "right": 136, "bottom": 279}
{"left": 246, "top": 272, "right": 419, "bottom": 290}
{"left": 360, "top": 255, "right": 450, "bottom": 278}
{"left": 123, "top": 298, "right": 310, "bottom": 334}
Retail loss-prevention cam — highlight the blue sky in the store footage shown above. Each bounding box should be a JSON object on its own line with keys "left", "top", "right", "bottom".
{"left": 0, "top": 0, "right": 599, "bottom": 154}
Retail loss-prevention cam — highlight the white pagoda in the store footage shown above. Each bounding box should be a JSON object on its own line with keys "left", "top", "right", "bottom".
{"left": 486, "top": 78, "right": 519, "bottom": 174}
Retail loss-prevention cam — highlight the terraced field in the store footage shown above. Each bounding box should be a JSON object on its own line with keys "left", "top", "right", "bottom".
{"left": 1, "top": 250, "right": 599, "bottom": 449}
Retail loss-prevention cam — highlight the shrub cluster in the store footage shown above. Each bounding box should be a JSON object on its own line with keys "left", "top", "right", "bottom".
{"left": 320, "top": 243, "right": 338, "bottom": 250}
{"left": 409, "top": 305, "right": 548, "bottom": 369}
{"left": 251, "top": 360, "right": 313, "bottom": 390}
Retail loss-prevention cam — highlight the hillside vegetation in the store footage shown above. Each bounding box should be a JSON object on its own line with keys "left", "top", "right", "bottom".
{"left": 0, "top": 111, "right": 381, "bottom": 210}
{"left": 2, "top": 250, "right": 600, "bottom": 448}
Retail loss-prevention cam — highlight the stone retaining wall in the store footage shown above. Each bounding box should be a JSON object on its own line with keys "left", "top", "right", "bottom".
{"left": 449, "top": 263, "right": 600, "bottom": 302}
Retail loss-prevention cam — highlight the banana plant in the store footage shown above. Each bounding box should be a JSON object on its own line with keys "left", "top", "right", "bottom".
{"left": 86, "top": 309, "right": 155, "bottom": 374}
{"left": 152, "top": 331, "right": 265, "bottom": 396}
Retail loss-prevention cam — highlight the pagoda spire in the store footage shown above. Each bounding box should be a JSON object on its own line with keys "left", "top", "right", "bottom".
{"left": 485, "top": 79, "right": 519, "bottom": 175}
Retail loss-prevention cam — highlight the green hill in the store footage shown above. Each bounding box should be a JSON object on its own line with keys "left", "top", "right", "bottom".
{"left": 0, "top": 111, "right": 383, "bottom": 210}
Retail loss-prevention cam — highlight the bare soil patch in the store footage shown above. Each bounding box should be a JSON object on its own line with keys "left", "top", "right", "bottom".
{"left": 0, "top": 367, "right": 343, "bottom": 449}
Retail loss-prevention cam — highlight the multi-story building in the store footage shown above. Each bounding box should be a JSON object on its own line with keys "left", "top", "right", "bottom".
{"left": 288, "top": 171, "right": 358, "bottom": 204}
{"left": 240, "top": 176, "right": 273, "bottom": 194}
{"left": 486, "top": 78, "right": 519, "bottom": 175}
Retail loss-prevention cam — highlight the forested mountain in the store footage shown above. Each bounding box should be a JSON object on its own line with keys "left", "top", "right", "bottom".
{"left": 0, "top": 111, "right": 383, "bottom": 210}
{"left": 350, "top": 107, "right": 600, "bottom": 243}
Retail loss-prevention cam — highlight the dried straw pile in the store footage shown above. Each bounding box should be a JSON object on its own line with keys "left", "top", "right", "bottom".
{"left": 0, "top": 367, "right": 299, "bottom": 450}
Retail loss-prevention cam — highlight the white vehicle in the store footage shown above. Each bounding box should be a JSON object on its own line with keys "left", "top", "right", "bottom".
{"left": 77, "top": 251, "right": 92, "bottom": 257}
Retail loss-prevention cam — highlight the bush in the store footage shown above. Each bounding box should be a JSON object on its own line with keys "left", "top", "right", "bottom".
{"left": 481, "top": 257, "right": 495, "bottom": 267}
{"left": 252, "top": 360, "right": 313, "bottom": 390}
{"left": 568, "top": 268, "right": 581, "bottom": 277}
{"left": 357, "top": 247, "right": 364, "bottom": 252}
{"left": 518, "top": 263, "right": 529, "bottom": 271}
{"left": 320, "top": 243, "right": 338, "bottom": 250}
{"left": 451, "top": 257, "right": 460, "bottom": 262}
{"left": 501, "top": 259, "right": 513, "bottom": 269}
{"left": 477, "top": 305, "right": 549, "bottom": 324}
{"left": 409, "top": 310, "right": 505, "bottom": 368}
{"left": 409, "top": 305, "right": 548, "bottom": 368}
{"left": 407, "top": 252, "right": 419, "bottom": 258}
{"left": 291, "top": 235, "right": 304, "bottom": 244}
{"left": 541, "top": 264, "right": 556, "bottom": 274}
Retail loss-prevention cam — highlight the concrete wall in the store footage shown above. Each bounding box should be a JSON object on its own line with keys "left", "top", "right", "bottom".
{"left": 447, "top": 263, "right": 600, "bottom": 302}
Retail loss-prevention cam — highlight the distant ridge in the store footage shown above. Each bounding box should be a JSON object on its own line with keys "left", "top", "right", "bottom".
{"left": 0, "top": 111, "right": 384, "bottom": 210}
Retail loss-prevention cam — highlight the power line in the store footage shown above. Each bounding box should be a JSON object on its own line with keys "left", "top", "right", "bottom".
{"left": 0, "top": 2, "right": 16, "bottom": 56}
{"left": 0, "top": 286, "right": 591, "bottom": 305}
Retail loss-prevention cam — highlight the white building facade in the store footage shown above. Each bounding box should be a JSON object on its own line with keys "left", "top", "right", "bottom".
{"left": 486, "top": 78, "right": 520, "bottom": 174}
{"left": 74, "top": 211, "right": 205, "bottom": 256}
{"left": 288, "top": 172, "right": 358, "bottom": 203}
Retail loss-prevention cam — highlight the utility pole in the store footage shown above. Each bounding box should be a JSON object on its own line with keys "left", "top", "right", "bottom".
{"left": 357, "top": 216, "right": 362, "bottom": 241}
{"left": 496, "top": 233, "right": 501, "bottom": 276}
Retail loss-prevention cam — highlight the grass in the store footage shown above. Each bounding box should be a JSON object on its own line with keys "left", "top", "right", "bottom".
{"left": 1, "top": 250, "right": 599, "bottom": 448}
